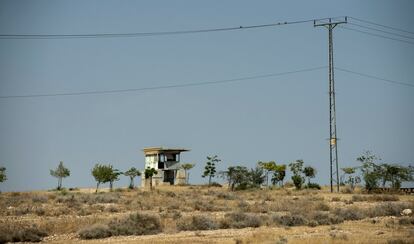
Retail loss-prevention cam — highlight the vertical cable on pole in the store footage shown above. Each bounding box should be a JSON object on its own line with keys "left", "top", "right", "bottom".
{"left": 314, "top": 17, "right": 347, "bottom": 192}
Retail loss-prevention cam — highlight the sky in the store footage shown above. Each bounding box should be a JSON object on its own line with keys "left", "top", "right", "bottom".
{"left": 0, "top": 0, "right": 413, "bottom": 192}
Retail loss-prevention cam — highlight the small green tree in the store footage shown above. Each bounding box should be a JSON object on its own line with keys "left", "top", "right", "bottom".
{"left": 92, "top": 164, "right": 114, "bottom": 193}
{"left": 145, "top": 167, "right": 158, "bottom": 191}
{"left": 258, "top": 161, "right": 277, "bottom": 187}
{"left": 303, "top": 166, "right": 316, "bottom": 185}
{"left": 379, "top": 163, "right": 413, "bottom": 189}
{"left": 50, "top": 161, "right": 70, "bottom": 190}
{"left": 181, "top": 163, "right": 195, "bottom": 184}
{"left": 0, "top": 167, "right": 6, "bottom": 183}
{"left": 108, "top": 168, "right": 122, "bottom": 191}
{"left": 220, "top": 166, "right": 250, "bottom": 191}
{"left": 271, "top": 164, "right": 286, "bottom": 187}
{"left": 202, "top": 155, "right": 221, "bottom": 186}
{"left": 249, "top": 165, "right": 265, "bottom": 188}
{"left": 357, "top": 151, "right": 382, "bottom": 192}
{"left": 341, "top": 167, "right": 361, "bottom": 190}
{"left": 289, "top": 160, "right": 305, "bottom": 190}
{"left": 124, "top": 167, "right": 141, "bottom": 189}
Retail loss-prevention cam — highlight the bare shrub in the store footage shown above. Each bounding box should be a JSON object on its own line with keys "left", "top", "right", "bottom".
{"left": 78, "top": 224, "right": 112, "bottom": 240}
{"left": 220, "top": 212, "right": 262, "bottom": 229}
{"left": 108, "top": 212, "right": 162, "bottom": 236}
{"left": 216, "top": 192, "right": 236, "bottom": 200}
{"left": 352, "top": 195, "right": 399, "bottom": 202}
{"left": 308, "top": 211, "right": 343, "bottom": 226}
{"left": 368, "top": 202, "right": 414, "bottom": 217}
{"left": 193, "top": 200, "right": 227, "bottom": 211}
{"left": 90, "top": 193, "right": 120, "bottom": 204}
{"left": 177, "top": 215, "right": 218, "bottom": 231}
{"left": 398, "top": 216, "right": 414, "bottom": 225}
{"left": 272, "top": 213, "right": 307, "bottom": 226}
{"left": 341, "top": 186, "right": 353, "bottom": 194}
{"left": 330, "top": 231, "right": 349, "bottom": 240}
{"left": 387, "top": 239, "right": 410, "bottom": 244}
{"left": 332, "top": 207, "right": 366, "bottom": 221}
{"left": 0, "top": 224, "right": 47, "bottom": 243}
{"left": 331, "top": 197, "right": 341, "bottom": 202}
{"left": 31, "top": 195, "right": 48, "bottom": 203}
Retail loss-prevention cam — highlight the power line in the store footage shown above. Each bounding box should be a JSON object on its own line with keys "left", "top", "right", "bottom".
{"left": 349, "top": 17, "right": 414, "bottom": 35}
{"left": 0, "top": 18, "right": 322, "bottom": 39}
{"left": 348, "top": 23, "right": 414, "bottom": 40}
{"left": 335, "top": 67, "right": 414, "bottom": 88}
{"left": 0, "top": 66, "right": 326, "bottom": 99}
{"left": 339, "top": 26, "right": 414, "bottom": 45}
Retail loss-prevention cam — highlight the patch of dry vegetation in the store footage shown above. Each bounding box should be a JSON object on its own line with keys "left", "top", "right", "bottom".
{"left": 0, "top": 186, "right": 413, "bottom": 243}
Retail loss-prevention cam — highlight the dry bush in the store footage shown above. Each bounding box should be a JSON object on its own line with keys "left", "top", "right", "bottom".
{"left": 388, "top": 239, "right": 411, "bottom": 244}
{"left": 272, "top": 213, "right": 307, "bottom": 226}
{"left": 0, "top": 224, "right": 47, "bottom": 243}
{"left": 220, "top": 212, "right": 262, "bottom": 229}
{"left": 193, "top": 199, "right": 228, "bottom": 212}
{"left": 368, "top": 202, "right": 414, "bottom": 217}
{"left": 332, "top": 207, "right": 366, "bottom": 221}
{"left": 176, "top": 215, "right": 218, "bottom": 231}
{"left": 341, "top": 186, "right": 354, "bottom": 194}
{"left": 108, "top": 212, "right": 162, "bottom": 236}
{"left": 78, "top": 224, "right": 112, "bottom": 240}
{"left": 352, "top": 194, "right": 399, "bottom": 202}
{"left": 331, "top": 197, "right": 341, "bottom": 202}
{"left": 308, "top": 211, "right": 344, "bottom": 226}
{"left": 216, "top": 192, "right": 236, "bottom": 200}
{"left": 87, "top": 193, "right": 120, "bottom": 204}
{"left": 398, "top": 216, "right": 414, "bottom": 225}
{"left": 267, "top": 197, "right": 329, "bottom": 214}
{"left": 31, "top": 195, "right": 48, "bottom": 203}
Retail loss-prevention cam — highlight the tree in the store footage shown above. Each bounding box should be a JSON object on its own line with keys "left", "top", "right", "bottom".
{"left": 379, "top": 163, "right": 413, "bottom": 189}
{"left": 289, "top": 160, "right": 305, "bottom": 190}
{"left": 249, "top": 166, "right": 265, "bottom": 188}
{"left": 0, "top": 167, "right": 6, "bottom": 184}
{"left": 357, "top": 151, "right": 382, "bottom": 192}
{"left": 202, "top": 155, "right": 221, "bottom": 186}
{"left": 303, "top": 166, "right": 316, "bottom": 185}
{"left": 92, "top": 164, "right": 115, "bottom": 193}
{"left": 124, "top": 167, "right": 141, "bottom": 189}
{"left": 258, "top": 161, "right": 277, "bottom": 187}
{"left": 271, "top": 164, "right": 286, "bottom": 187}
{"left": 181, "top": 163, "right": 195, "bottom": 185}
{"left": 145, "top": 167, "right": 158, "bottom": 191}
{"left": 107, "top": 168, "right": 122, "bottom": 192}
{"left": 50, "top": 161, "right": 70, "bottom": 190}
{"left": 220, "top": 166, "right": 250, "bottom": 191}
{"left": 341, "top": 167, "right": 361, "bottom": 190}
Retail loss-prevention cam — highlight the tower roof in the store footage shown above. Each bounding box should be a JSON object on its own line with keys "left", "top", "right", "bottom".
{"left": 142, "top": 147, "right": 190, "bottom": 155}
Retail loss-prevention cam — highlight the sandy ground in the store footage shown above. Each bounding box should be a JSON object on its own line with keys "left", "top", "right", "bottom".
{"left": 42, "top": 217, "right": 413, "bottom": 244}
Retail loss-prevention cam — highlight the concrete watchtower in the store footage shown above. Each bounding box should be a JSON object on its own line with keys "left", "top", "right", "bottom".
{"left": 141, "top": 147, "right": 189, "bottom": 187}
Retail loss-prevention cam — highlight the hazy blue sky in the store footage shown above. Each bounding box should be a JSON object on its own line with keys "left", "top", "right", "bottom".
{"left": 1, "top": 0, "right": 413, "bottom": 191}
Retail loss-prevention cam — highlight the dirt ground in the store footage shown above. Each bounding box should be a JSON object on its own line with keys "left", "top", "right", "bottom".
{"left": 1, "top": 185, "right": 413, "bottom": 243}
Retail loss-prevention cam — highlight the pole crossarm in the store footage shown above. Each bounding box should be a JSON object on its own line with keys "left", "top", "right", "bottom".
{"left": 314, "top": 17, "right": 348, "bottom": 27}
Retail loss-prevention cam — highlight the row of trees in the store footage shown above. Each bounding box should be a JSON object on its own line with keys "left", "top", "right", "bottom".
{"left": 202, "top": 152, "right": 413, "bottom": 192}
{"left": 47, "top": 162, "right": 195, "bottom": 192}
{"left": 201, "top": 155, "right": 318, "bottom": 191}
{"left": 341, "top": 151, "right": 414, "bottom": 192}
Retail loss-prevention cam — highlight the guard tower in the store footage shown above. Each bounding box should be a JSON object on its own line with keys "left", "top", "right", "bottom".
{"left": 141, "top": 147, "right": 189, "bottom": 187}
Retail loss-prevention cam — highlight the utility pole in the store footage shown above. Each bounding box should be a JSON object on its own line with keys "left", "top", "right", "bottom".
{"left": 314, "top": 17, "right": 347, "bottom": 192}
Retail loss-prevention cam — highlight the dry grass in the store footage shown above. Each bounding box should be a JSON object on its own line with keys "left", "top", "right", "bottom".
{"left": 0, "top": 186, "right": 413, "bottom": 243}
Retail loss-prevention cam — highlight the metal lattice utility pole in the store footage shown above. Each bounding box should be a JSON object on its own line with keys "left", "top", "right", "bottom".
{"left": 314, "top": 17, "right": 347, "bottom": 192}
